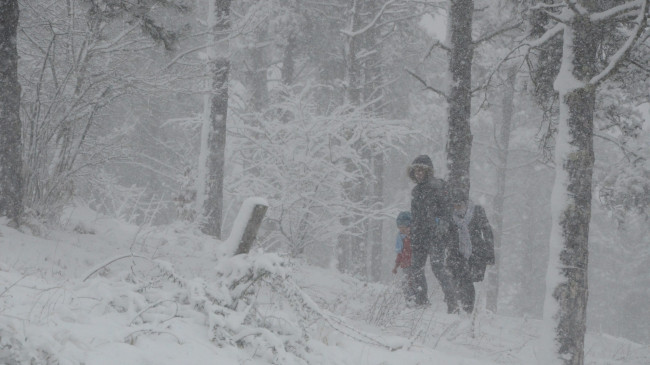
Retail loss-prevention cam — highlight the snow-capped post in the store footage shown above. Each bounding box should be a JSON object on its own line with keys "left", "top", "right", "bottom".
{"left": 224, "top": 197, "right": 268, "bottom": 256}
{"left": 522, "top": 1, "right": 648, "bottom": 364}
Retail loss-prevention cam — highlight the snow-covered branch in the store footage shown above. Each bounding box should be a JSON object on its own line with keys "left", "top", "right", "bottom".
{"left": 590, "top": 0, "right": 644, "bottom": 23}
{"left": 564, "top": 0, "right": 587, "bottom": 16}
{"left": 530, "top": 3, "right": 566, "bottom": 11}
{"left": 340, "top": 0, "right": 397, "bottom": 37}
{"left": 589, "top": 0, "right": 648, "bottom": 86}
{"left": 527, "top": 22, "right": 564, "bottom": 48}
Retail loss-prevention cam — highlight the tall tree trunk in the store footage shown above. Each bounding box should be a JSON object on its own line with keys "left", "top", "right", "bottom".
{"left": 446, "top": 0, "right": 474, "bottom": 197}
{"left": 363, "top": 7, "right": 385, "bottom": 282}
{"left": 487, "top": 66, "right": 517, "bottom": 312}
{"left": 541, "top": 15, "right": 599, "bottom": 365}
{"left": 344, "top": 0, "right": 363, "bottom": 106}
{"left": 0, "top": 0, "right": 23, "bottom": 225}
{"left": 199, "top": 0, "right": 232, "bottom": 238}
{"left": 337, "top": 0, "right": 365, "bottom": 276}
{"left": 246, "top": 26, "right": 269, "bottom": 112}
{"left": 369, "top": 152, "right": 384, "bottom": 281}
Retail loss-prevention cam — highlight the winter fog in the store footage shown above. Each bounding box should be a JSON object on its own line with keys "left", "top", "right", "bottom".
{"left": 0, "top": 0, "right": 648, "bottom": 364}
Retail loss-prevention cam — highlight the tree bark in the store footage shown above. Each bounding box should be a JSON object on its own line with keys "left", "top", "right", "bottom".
{"left": 0, "top": 0, "right": 23, "bottom": 224}
{"left": 487, "top": 66, "right": 517, "bottom": 313}
{"left": 246, "top": 26, "right": 269, "bottom": 112}
{"left": 446, "top": 0, "right": 474, "bottom": 198}
{"left": 200, "top": 0, "right": 232, "bottom": 238}
{"left": 541, "top": 15, "right": 599, "bottom": 365}
{"left": 344, "top": 0, "right": 363, "bottom": 106}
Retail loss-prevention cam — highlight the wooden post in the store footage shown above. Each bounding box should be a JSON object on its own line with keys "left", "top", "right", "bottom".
{"left": 234, "top": 204, "right": 268, "bottom": 255}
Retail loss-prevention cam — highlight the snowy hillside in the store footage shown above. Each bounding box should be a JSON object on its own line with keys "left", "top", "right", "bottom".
{"left": 0, "top": 208, "right": 647, "bottom": 365}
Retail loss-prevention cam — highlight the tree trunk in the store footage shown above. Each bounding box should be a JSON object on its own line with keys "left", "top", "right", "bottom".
{"left": 200, "top": 0, "right": 232, "bottom": 238}
{"left": 281, "top": 33, "right": 297, "bottom": 86}
{"left": 446, "top": 0, "right": 474, "bottom": 197}
{"left": 0, "top": 0, "right": 23, "bottom": 224}
{"left": 344, "top": 0, "right": 363, "bottom": 106}
{"left": 363, "top": 0, "right": 385, "bottom": 282}
{"left": 541, "top": 15, "right": 599, "bottom": 365}
{"left": 337, "top": 0, "right": 365, "bottom": 276}
{"left": 487, "top": 66, "right": 516, "bottom": 312}
{"left": 246, "top": 26, "right": 269, "bottom": 112}
{"left": 369, "top": 153, "right": 384, "bottom": 281}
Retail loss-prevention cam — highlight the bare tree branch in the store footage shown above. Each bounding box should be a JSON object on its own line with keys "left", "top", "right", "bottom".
{"left": 424, "top": 39, "right": 450, "bottom": 58}
{"left": 594, "top": 133, "right": 645, "bottom": 163}
{"left": 473, "top": 21, "right": 524, "bottom": 46}
{"left": 628, "top": 58, "right": 650, "bottom": 73}
{"left": 404, "top": 67, "right": 449, "bottom": 100}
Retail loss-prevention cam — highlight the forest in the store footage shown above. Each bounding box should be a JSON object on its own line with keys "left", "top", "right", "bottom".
{"left": 0, "top": 1, "right": 648, "bottom": 364}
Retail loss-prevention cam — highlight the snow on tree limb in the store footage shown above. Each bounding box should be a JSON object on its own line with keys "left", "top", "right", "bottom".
{"left": 590, "top": 0, "right": 645, "bottom": 23}
{"left": 340, "top": 0, "right": 397, "bottom": 38}
{"left": 527, "top": 22, "right": 564, "bottom": 49}
{"left": 589, "top": 0, "right": 648, "bottom": 87}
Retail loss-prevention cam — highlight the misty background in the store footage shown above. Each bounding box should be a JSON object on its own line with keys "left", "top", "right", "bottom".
{"left": 6, "top": 0, "right": 649, "bottom": 347}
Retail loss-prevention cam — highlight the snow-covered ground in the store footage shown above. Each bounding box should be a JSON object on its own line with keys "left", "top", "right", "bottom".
{"left": 0, "top": 206, "right": 647, "bottom": 364}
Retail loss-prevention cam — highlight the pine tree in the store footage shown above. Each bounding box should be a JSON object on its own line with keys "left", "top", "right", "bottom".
{"left": 525, "top": 1, "right": 649, "bottom": 363}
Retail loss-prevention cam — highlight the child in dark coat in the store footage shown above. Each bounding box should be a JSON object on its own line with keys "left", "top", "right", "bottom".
{"left": 392, "top": 211, "right": 416, "bottom": 303}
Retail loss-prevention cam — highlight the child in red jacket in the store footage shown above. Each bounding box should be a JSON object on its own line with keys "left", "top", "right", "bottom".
{"left": 392, "top": 211, "right": 416, "bottom": 303}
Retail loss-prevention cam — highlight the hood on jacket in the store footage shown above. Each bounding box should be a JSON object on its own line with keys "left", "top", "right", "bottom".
{"left": 408, "top": 155, "right": 434, "bottom": 183}
{"left": 396, "top": 211, "right": 412, "bottom": 227}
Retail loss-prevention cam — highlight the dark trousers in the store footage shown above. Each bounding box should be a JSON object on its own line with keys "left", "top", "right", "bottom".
{"left": 410, "top": 243, "right": 458, "bottom": 311}
{"left": 401, "top": 266, "right": 417, "bottom": 301}
{"left": 447, "top": 256, "right": 476, "bottom": 313}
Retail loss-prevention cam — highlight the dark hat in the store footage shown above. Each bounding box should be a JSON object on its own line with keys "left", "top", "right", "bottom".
{"left": 411, "top": 155, "right": 433, "bottom": 168}
{"left": 396, "top": 211, "right": 412, "bottom": 227}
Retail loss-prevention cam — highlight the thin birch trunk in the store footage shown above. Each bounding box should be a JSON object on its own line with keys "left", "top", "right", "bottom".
{"left": 337, "top": 0, "right": 365, "bottom": 276}
{"left": 487, "top": 66, "right": 517, "bottom": 312}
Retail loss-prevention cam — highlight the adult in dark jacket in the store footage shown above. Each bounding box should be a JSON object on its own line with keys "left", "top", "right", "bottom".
{"left": 447, "top": 189, "right": 495, "bottom": 313}
{"left": 408, "top": 155, "right": 457, "bottom": 310}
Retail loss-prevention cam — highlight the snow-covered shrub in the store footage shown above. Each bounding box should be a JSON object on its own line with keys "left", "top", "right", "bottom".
{"left": 228, "top": 83, "right": 415, "bottom": 260}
